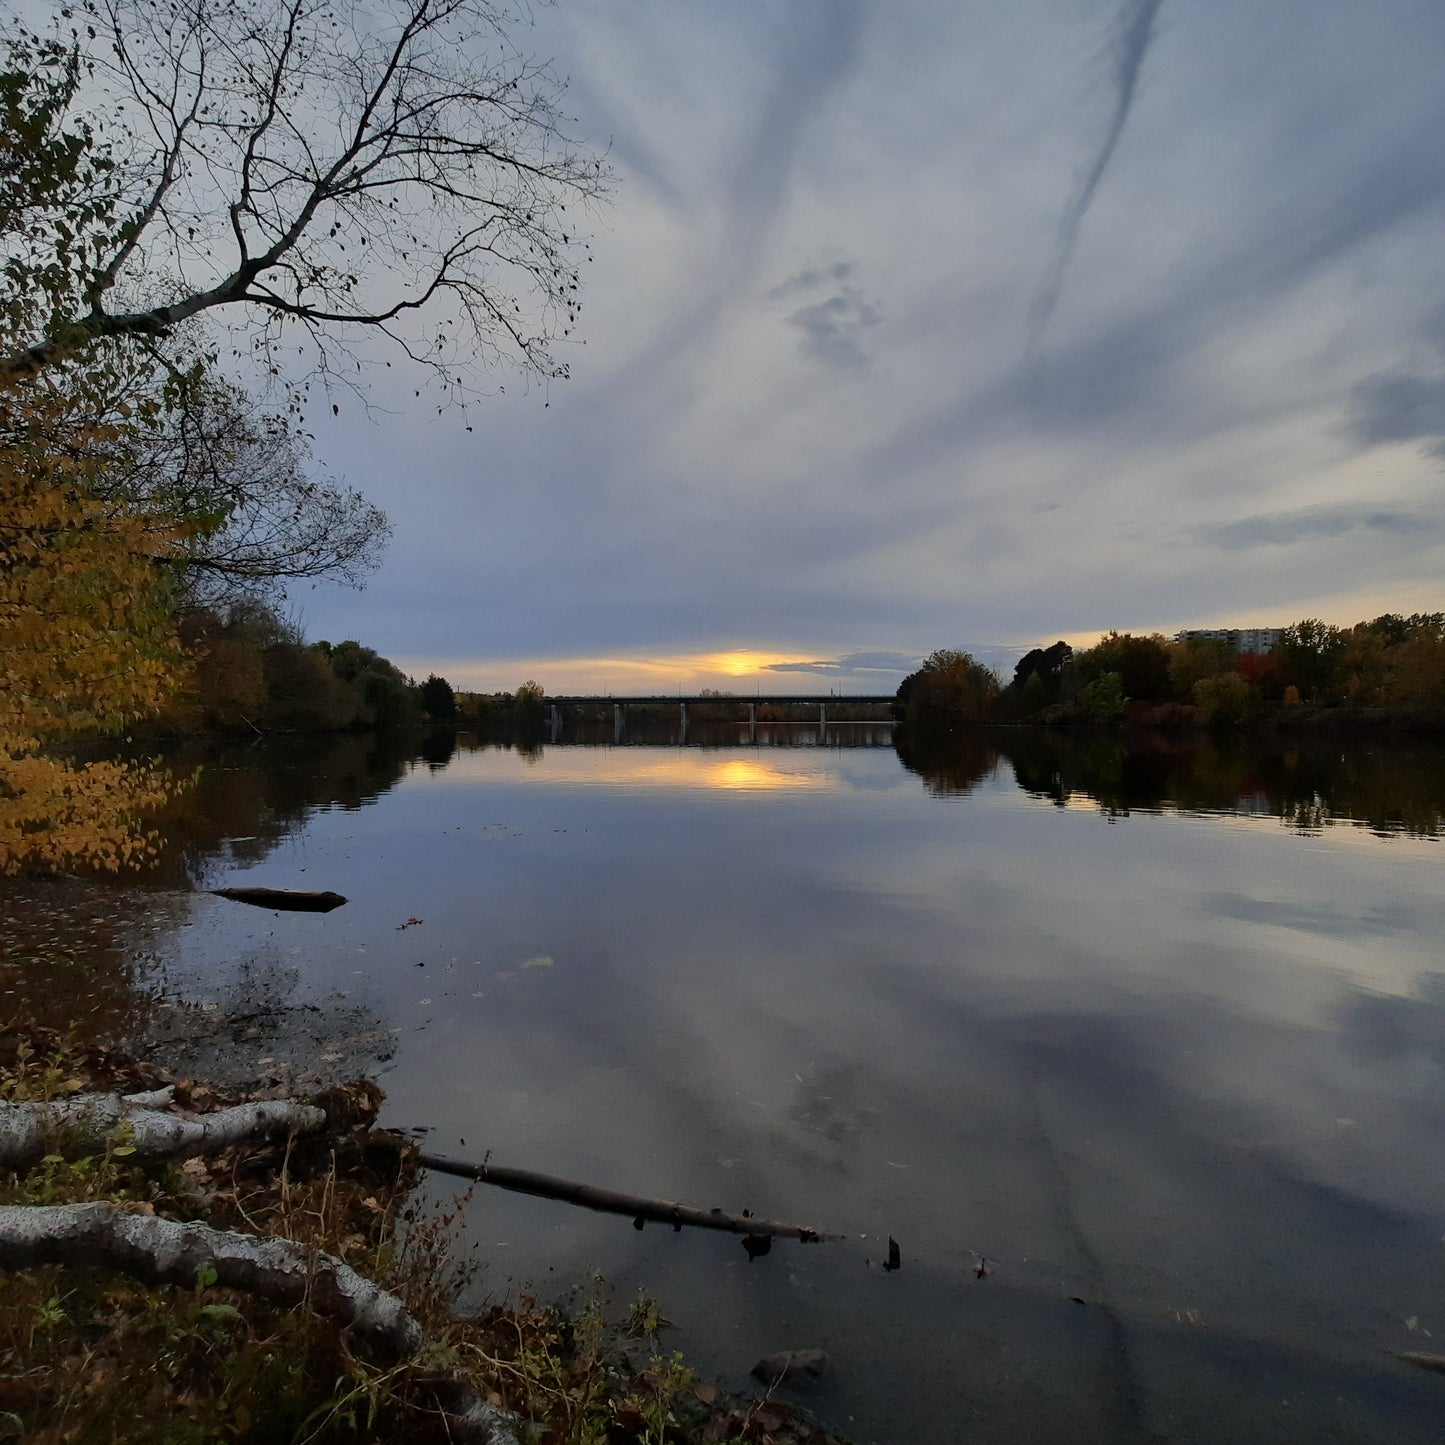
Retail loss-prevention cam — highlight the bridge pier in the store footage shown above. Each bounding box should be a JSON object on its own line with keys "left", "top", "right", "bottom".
{"left": 819, "top": 702, "right": 827, "bottom": 741}
{"left": 549, "top": 704, "right": 562, "bottom": 743}
{"left": 748, "top": 702, "right": 756, "bottom": 744}
{"left": 614, "top": 702, "right": 624, "bottom": 745}
{"left": 679, "top": 700, "right": 687, "bottom": 742}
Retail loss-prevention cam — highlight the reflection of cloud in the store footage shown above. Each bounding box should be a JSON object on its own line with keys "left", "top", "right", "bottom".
{"left": 1202, "top": 893, "right": 1401, "bottom": 939}
{"left": 1339, "top": 971, "right": 1445, "bottom": 1079}
{"left": 1348, "top": 371, "right": 1445, "bottom": 455}
{"left": 1199, "top": 504, "right": 1432, "bottom": 551}
{"left": 768, "top": 260, "right": 881, "bottom": 370}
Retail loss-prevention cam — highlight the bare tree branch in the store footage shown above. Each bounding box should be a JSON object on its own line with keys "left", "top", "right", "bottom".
{"left": 2, "top": 0, "right": 609, "bottom": 396}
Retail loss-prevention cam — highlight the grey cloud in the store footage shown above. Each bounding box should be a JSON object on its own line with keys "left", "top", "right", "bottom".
{"left": 766, "top": 650, "right": 921, "bottom": 676}
{"left": 591, "top": 0, "right": 866, "bottom": 403}
{"left": 768, "top": 259, "right": 881, "bottom": 369}
{"left": 1200, "top": 504, "right": 1434, "bottom": 551}
{"left": 787, "top": 285, "right": 881, "bottom": 369}
{"left": 877, "top": 99, "right": 1445, "bottom": 480}
{"left": 1349, "top": 372, "right": 1445, "bottom": 454}
{"left": 766, "top": 261, "right": 854, "bottom": 302}
{"left": 1028, "top": 0, "right": 1166, "bottom": 349}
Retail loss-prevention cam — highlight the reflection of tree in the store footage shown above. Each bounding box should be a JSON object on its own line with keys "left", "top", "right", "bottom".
{"left": 143, "top": 732, "right": 417, "bottom": 888}
{"left": 1254, "top": 746, "right": 1445, "bottom": 838}
{"left": 976, "top": 731, "right": 1445, "bottom": 836}
{"left": 419, "top": 728, "right": 457, "bottom": 772}
{"left": 0, "top": 732, "right": 418, "bottom": 1040}
{"left": 893, "top": 729, "right": 999, "bottom": 796}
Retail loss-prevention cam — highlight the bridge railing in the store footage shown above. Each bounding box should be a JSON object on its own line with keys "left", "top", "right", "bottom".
{"left": 541, "top": 694, "right": 896, "bottom": 743}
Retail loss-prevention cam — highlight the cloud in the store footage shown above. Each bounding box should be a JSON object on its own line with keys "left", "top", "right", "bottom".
{"left": 1200, "top": 503, "right": 1435, "bottom": 551}
{"left": 292, "top": 3, "right": 1445, "bottom": 684}
{"left": 586, "top": 0, "right": 868, "bottom": 399}
{"left": 1348, "top": 371, "right": 1445, "bottom": 454}
{"left": 765, "top": 650, "right": 921, "bottom": 676}
{"left": 765, "top": 261, "right": 855, "bottom": 302}
{"left": 1028, "top": 0, "right": 1166, "bottom": 349}
{"left": 768, "top": 261, "right": 881, "bottom": 369}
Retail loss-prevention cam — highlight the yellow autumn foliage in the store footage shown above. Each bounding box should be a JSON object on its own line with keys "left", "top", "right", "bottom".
{"left": 0, "top": 375, "right": 186, "bottom": 873}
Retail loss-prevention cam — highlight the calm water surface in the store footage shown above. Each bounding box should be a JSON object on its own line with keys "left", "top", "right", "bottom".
{"left": 6, "top": 729, "right": 1445, "bottom": 1444}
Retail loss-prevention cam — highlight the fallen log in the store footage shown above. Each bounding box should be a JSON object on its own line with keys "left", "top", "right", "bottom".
{"left": 417, "top": 1151, "right": 832, "bottom": 1242}
{"left": 211, "top": 886, "right": 347, "bottom": 912}
{"left": 1399, "top": 1352, "right": 1445, "bottom": 1374}
{"left": 0, "top": 1091, "right": 327, "bottom": 1168}
{"left": 0, "top": 1203, "right": 517, "bottom": 1444}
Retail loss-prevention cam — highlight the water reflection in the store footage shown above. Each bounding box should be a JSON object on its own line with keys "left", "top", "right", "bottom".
{"left": 441, "top": 743, "right": 835, "bottom": 793}
{"left": 7, "top": 728, "right": 1445, "bottom": 1444}
{"left": 895, "top": 727, "right": 1445, "bottom": 837}
{"left": 0, "top": 731, "right": 419, "bottom": 1038}
{"left": 147, "top": 729, "right": 421, "bottom": 887}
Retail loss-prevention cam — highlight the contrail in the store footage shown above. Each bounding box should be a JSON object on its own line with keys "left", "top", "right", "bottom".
{"left": 1028, "top": 0, "right": 1165, "bottom": 350}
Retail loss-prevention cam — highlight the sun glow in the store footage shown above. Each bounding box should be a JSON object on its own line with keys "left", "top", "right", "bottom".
{"left": 709, "top": 650, "right": 801, "bottom": 678}
{"left": 400, "top": 649, "right": 822, "bottom": 695}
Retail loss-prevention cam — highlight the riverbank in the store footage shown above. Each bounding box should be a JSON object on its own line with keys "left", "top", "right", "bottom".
{"left": 0, "top": 1020, "right": 854, "bottom": 1444}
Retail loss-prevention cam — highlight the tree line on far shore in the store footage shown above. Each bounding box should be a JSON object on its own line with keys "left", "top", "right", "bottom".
{"left": 163, "top": 600, "right": 548, "bottom": 739}
{"left": 894, "top": 613, "right": 1445, "bottom": 731}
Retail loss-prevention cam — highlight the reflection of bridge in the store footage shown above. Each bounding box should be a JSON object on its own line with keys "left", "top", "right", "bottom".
{"left": 543, "top": 694, "right": 895, "bottom": 744}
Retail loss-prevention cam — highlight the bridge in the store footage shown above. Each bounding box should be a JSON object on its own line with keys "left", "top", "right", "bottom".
{"left": 542, "top": 694, "right": 896, "bottom": 744}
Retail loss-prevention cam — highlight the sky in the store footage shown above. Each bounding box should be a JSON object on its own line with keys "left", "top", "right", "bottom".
{"left": 290, "top": 0, "right": 1445, "bottom": 695}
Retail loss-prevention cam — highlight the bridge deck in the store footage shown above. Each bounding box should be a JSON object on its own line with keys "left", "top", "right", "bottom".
{"left": 546, "top": 694, "right": 893, "bottom": 706}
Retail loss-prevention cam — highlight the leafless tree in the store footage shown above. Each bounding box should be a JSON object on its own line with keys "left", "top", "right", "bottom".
{"left": 111, "top": 376, "right": 391, "bottom": 603}
{"left": 1, "top": 0, "right": 608, "bottom": 397}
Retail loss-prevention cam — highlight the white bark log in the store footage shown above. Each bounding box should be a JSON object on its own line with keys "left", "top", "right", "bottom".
{"left": 0, "top": 1095, "right": 327, "bottom": 1167}
{"left": 0, "top": 1203, "right": 518, "bottom": 1443}
{"left": 0, "top": 1201, "right": 419, "bottom": 1348}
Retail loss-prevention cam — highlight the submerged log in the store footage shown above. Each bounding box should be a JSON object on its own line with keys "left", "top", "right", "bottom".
{"left": 0, "top": 1203, "right": 518, "bottom": 1444}
{"left": 211, "top": 886, "right": 348, "bottom": 912}
{"left": 417, "top": 1151, "right": 830, "bottom": 1242}
{"left": 1399, "top": 1352, "right": 1445, "bottom": 1374}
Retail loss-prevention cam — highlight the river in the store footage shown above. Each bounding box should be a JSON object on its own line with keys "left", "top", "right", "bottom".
{"left": 4, "top": 726, "right": 1444, "bottom": 1443}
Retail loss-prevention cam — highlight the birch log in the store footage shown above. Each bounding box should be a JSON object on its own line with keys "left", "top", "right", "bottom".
{"left": 0, "top": 1094, "right": 327, "bottom": 1167}
{"left": 0, "top": 1203, "right": 518, "bottom": 1444}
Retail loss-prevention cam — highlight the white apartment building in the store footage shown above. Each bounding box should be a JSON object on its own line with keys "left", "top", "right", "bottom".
{"left": 1175, "top": 627, "right": 1283, "bottom": 654}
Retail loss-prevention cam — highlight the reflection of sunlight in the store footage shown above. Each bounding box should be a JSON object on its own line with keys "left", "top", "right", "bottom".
{"left": 707, "top": 758, "right": 821, "bottom": 791}
{"left": 442, "top": 748, "right": 835, "bottom": 793}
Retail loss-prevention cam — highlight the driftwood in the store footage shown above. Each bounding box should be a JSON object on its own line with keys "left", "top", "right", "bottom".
{"left": 1399, "top": 1352, "right": 1445, "bottom": 1374}
{"left": 0, "top": 1203, "right": 517, "bottom": 1444}
{"left": 211, "top": 886, "right": 347, "bottom": 912}
{"left": 0, "top": 1091, "right": 328, "bottom": 1168}
{"left": 417, "top": 1151, "right": 830, "bottom": 1242}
